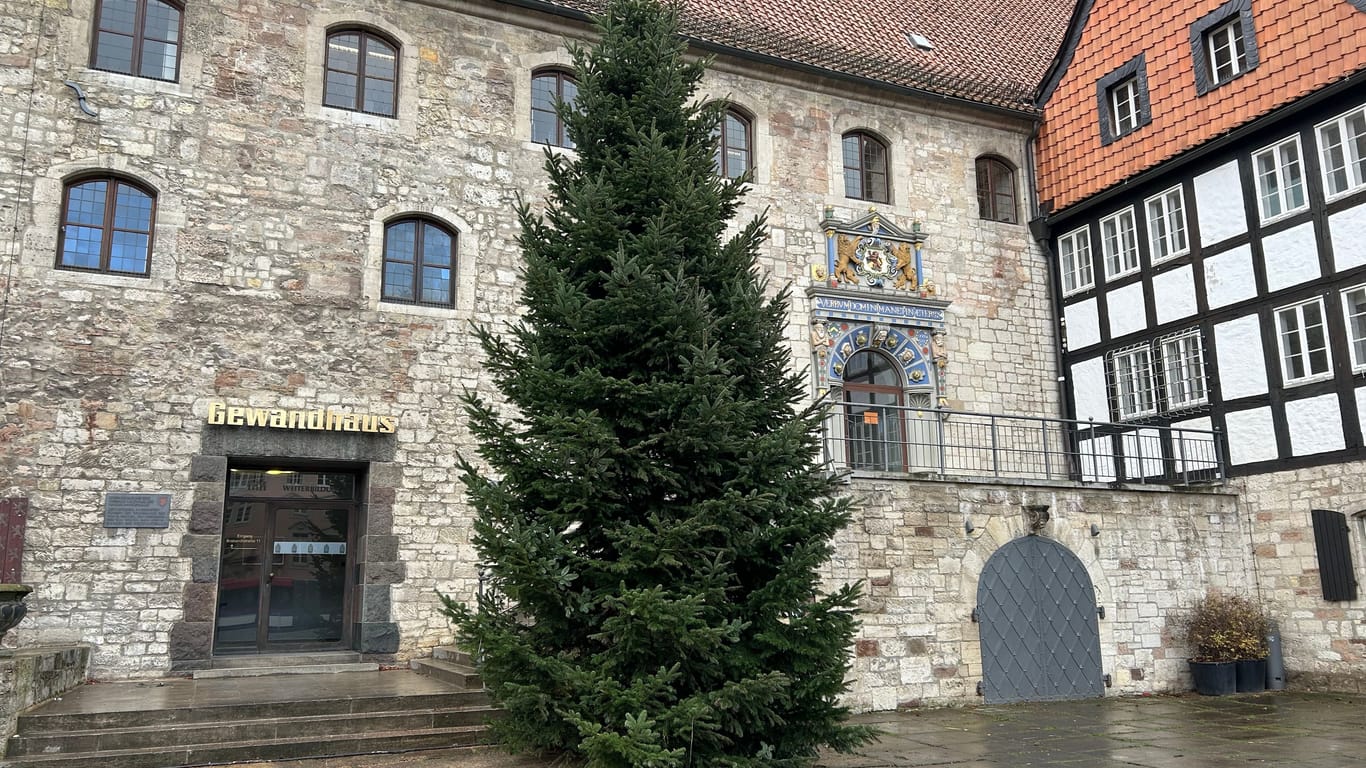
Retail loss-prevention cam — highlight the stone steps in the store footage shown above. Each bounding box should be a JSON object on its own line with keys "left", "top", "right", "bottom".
{"left": 412, "top": 646, "right": 482, "bottom": 689}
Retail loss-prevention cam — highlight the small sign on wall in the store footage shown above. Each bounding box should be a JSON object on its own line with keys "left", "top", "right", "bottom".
{"left": 103, "top": 493, "right": 172, "bottom": 529}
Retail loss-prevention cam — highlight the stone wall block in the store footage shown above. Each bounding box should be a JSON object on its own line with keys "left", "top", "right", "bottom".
{"left": 363, "top": 534, "right": 399, "bottom": 562}
{"left": 182, "top": 582, "right": 217, "bottom": 622}
{"left": 188, "top": 455, "right": 227, "bottom": 482}
{"left": 169, "top": 621, "right": 212, "bottom": 662}
{"left": 364, "top": 561, "right": 406, "bottom": 585}
{"left": 188, "top": 499, "right": 224, "bottom": 534}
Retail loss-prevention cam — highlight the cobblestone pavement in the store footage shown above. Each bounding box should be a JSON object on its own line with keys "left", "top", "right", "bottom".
{"left": 232, "top": 691, "right": 1366, "bottom": 768}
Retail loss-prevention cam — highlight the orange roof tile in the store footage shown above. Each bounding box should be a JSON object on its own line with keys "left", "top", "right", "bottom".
{"left": 1036, "top": 0, "right": 1366, "bottom": 213}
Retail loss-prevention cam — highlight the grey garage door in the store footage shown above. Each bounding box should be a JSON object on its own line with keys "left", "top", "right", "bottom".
{"left": 977, "top": 535, "right": 1103, "bottom": 704}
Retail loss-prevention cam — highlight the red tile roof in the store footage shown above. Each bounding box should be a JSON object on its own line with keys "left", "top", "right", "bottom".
{"left": 1035, "top": 0, "right": 1366, "bottom": 213}
{"left": 520, "top": 0, "right": 1076, "bottom": 111}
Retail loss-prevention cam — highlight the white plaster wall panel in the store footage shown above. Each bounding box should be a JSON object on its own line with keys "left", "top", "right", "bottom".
{"left": 1106, "top": 282, "right": 1147, "bottom": 339}
{"left": 1064, "top": 298, "right": 1100, "bottom": 350}
{"left": 1214, "top": 315, "right": 1268, "bottom": 399}
{"left": 1078, "top": 436, "right": 1116, "bottom": 481}
{"left": 1358, "top": 387, "right": 1366, "bottom": 439}
{"left": 1262, "top": 221, "right": 1320, "bottom": 293}
{"left": 1070, "top": 357, "right": 1109, "bottom": 423}
{"left": 1223, "top": 407, "right": 1279, "bottom": 465}
{"left": 1285, "top": 393, "right": 1346, "bottom": 456}
{"left": 1194, "top": 161, "right": 1247, "bottom": 246}
{"left": 1122, "top": 428, "right": 1164, "bottom": 478}
{"left": 1329, "top": 203, "right": 1366, "bottom": 271}
{"left": 1169, "top": 416, "right": 1215, "bottom": 475}
{"left": 1152, "top": 265, "right": 1197, "bottom": 323}
{"left": 1204, "top": 244, "right": 1256, "bottom": 309}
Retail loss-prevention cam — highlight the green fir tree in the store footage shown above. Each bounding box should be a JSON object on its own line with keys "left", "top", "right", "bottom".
{"left": 442, "top": 1, "right": 874, "bottom": 765}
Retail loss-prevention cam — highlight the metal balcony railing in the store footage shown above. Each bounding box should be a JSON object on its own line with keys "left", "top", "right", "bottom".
{"left": 823, "top": 402, "right": 1224, "bottom": 487}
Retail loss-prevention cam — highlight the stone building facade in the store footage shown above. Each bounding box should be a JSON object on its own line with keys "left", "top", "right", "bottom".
{"left": 0, "top": 0, "right": 1297, "bottom": 711}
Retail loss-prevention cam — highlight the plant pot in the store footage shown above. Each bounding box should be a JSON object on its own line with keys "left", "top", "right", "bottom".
{"left": 1190, "top": 660, "right": 1236, "bottom": 695}
{"left": 0, "top": 584, "right": 32, "bottom": 652}
{"left": 1236, "top": 659, "right": 1268, "bottom": 693}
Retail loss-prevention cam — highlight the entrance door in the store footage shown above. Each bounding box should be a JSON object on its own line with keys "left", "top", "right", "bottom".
{"left": 215, "top": 469, "right": 357, "bottom": 654}
{"left": 976, "top": 535, "right": 1103, "bottom": 703}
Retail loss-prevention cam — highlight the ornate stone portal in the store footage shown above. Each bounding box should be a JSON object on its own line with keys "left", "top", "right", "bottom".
{"left": 807, "top": 209, "right": 951, "bottom": 405}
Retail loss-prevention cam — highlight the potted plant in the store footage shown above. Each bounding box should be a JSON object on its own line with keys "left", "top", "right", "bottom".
{"left": 0, "top": 583, "right": 32, "bottom": 654}
{"left": 1182, "top": 593, "right": 1270, "bottom": 695}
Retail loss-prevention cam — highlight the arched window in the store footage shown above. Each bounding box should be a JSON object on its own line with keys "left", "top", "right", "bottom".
{"left": 381, "top": 218, "right": 456, "bottom": 307}
{"left": 714, "top": 107, "right": 752, "bottom": 179}
{"left": 976, "top": 157, "right": 1018, "bottom": 223}
{"left": 323, "top": 29, "right": 399, "bottom": 117}
{"left": 57, "top": 176, "right": 156, "bottom": 276}
{"left": 91, "top": 0, "right": 183, "bottom": 81}
{"left": 842, "top": 131, "right": 889, "bottom": 203}
{"left": 531, "top": 69, "right": 578, "bottom": 149}
{"left": 842, "top": 350, "right": 905, "bottom": 471}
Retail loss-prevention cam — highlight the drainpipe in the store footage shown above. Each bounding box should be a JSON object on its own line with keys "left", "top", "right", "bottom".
{"left": 1023, "top": 119, "right": 1069, "bottom": 423}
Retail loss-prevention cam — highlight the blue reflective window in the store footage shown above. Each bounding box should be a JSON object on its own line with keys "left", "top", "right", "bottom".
{"left": 58, "top": 178, "right": 154, "bottom": 276}
{"left": 382, "top": 218, "right": 456, "bottom": 307}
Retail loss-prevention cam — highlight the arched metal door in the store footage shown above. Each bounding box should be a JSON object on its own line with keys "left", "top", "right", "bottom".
{"left": 976, "top": 535, "right": 1103, "bottom": 703}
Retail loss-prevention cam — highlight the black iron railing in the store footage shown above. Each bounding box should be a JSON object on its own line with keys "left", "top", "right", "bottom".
{"left": 823, "top": 402, "right": 1223, "bottom": 486}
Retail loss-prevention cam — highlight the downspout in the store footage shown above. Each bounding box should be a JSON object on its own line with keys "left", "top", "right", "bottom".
{"left": 1023, "top": 118, "right": 1069, "bottom": 423}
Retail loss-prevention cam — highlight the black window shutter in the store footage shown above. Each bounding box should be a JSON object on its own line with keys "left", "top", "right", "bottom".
{"left": 1310, "top": 509, "right": 1358, "bottom": 602}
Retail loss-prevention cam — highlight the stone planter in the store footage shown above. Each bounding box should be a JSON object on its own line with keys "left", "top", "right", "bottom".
{"left": 1190, "top": 660, "right": 1236, "bottom": 695}
{"left": 1236, "top": 659, "right": 1268, "bottom": 693}
{"left": 0, "top": 584, "right": 32, "bottom": 653}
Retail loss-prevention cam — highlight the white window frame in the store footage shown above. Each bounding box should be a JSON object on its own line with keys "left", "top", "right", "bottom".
{"left": 1099, "top": 207, "right": 1140, "bottom": 279}
{"left": 1145, "top": 186, "right": 1189, "bottom": 264}
{"left": 1317, "top": 105, "right": 1366, "bottom": 199}
{"left": 1275, "top": 297, "right": 1333, "bottom": 385}
{"left": 1108, "top": 344, "right": 1159, "bottom": 420}
{"left": 1110, "top": 78, "right": 1140, "bottom": 136}
{"left": 1159, "top": 329, "right": 1208, "bottom": 410}
{"left": 1206, "top": 18, "right": 1248, "bottom": 84}
{"left": 1342, "top": 284, "right": 1366, "bottom": 373}
{"left": 1058, "top": 226, "right": 1094, "bottom": 296}
{"left": 1252, "top": 136, "right": 1307, "bottom": 223}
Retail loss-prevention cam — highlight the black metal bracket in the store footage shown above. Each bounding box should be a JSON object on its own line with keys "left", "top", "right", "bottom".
{"left": 971, "top": 607, "right": 979, "bottom": 623}
{"left": 1097, "top": 605, "right": 1105, "bottom": 620}
{"left": 976, "top": 680, "right": 984, "bottom": 696}
{"left": 1104, "top": 673, "right": 1112, "bottom": 688}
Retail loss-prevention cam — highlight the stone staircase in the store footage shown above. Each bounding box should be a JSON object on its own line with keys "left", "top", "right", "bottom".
{"left": 3, "top": 650, "right": 496, "bottom": 767}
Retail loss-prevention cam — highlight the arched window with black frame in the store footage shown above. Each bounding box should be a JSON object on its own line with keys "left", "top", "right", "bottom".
{"left": 381, "top": 217, "right": 456, "bottom": 307}
{"left": 713, "top": 107, "right": 753, "bottom": 180}
{"left": 842, "top": 350, "right": 906, "bottom": 471}
{"left": 91, "top": 0, "right": 183, "bottom": 82}
{"left": 842, "top": 131, "right": 890, "bottom": 203}
{"left": 323, "top": 28, "right": 400, "bottom": 117}
{"left": 976, "top": 156, "right": 1018, "bottom": 224}
{"left": 57, "top": 175, "right": 156, "bottom": 276}
{"left": 531, "top": 68, "right": 578, "bottom": 149}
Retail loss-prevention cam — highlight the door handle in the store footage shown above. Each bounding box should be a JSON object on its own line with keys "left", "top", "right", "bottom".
{"left": 267, "top": 572, "right": 275, "bottom": 583}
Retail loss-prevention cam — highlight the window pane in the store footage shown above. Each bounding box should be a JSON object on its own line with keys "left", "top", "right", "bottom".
{"left": 98, "top": 0, "right": 138, "bottom": 35}
{"left": 327, "top": 34, "right": 360, "bottom": 74}
{"left": 843, "top": 168, "right": 862, "bottom": 199}
{"left": 94, "top": 31, "right": 135, "bottom": 73}
{"left": 561, "top": 79, "right": 578, "bottom": 109}
{"left": 1348, "top": 290, "right": 1366, "bottom": 366}
{"left": 531, "top": 109, "right": 558, "bottom": 145}
{"left": 324, "top": 71, "right": 358, "bottom": 110}
{"left": 385, "top": 222, "right": 416, "bottom": 262}
{"left": 109, "top": 231, "right": 150, "bottom": 273}
{"left": 421, "top": 266, "right": 451, "bottom": 304}
{"left": 144, "top": 1, "right": 180, "bottom": 42}
{"left": 113, "top": 184, "right": 153, "bottom": 231}
{"left": 60, "top": 225, "right": 104, "bottom": 269}
{"left": 422, "top": 225, "right": 452, "bottom": 267}
{"left": 531, "top": 75, "right": 558, "bottom": 111}
{"left": 363, "top": 77, "right": 394, "bottom": 116}
{"left": 383, "top": 262, "right": 415, "bottom": 300}
{"left": 139, "top": 40, "right": 178, "bottom": 80}
{"left": 365, "top": 39, "right": 397, "bottom": 80}
{"left": 66, "top": 182, "right": 108, "bottom": 227}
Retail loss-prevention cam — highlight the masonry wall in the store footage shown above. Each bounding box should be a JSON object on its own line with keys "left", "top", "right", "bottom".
{"left": 832, "top": 477, "right": 1248, "bottom": 710}
{"left": 0, "top": 0, "right": 1053, "bottom": 681}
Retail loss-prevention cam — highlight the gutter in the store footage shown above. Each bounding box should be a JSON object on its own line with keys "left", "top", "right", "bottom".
{"left": 448, "top": 0, "right": 1042, "bottom": 122}
{"left": 1024, "top": 118, "right": 1070, "bottom": 422}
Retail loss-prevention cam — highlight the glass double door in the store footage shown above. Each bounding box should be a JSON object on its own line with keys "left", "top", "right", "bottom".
{"left": 215, "top": 470, "right": 356, "bottom": 654}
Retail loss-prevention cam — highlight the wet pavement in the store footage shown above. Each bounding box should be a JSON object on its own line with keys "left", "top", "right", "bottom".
{"left": 232, "top": 691, "right": 1366, "bottom": 767}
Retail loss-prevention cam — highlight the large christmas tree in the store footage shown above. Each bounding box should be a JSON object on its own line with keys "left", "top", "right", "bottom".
{"left": 444, "top": 1, "right": 873, "bottom": 764}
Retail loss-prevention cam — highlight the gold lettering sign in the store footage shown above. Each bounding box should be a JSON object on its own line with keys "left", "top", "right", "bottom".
{"left": 206, "top": 401, "right": 397, "bottom": 434}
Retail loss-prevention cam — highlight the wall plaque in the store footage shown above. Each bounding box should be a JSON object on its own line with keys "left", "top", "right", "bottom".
{"left": 103, "top": 493, "right": 172, "bottom": 529}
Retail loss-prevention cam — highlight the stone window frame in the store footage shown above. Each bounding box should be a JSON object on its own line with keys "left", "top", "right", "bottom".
{"left": 364, "top": 204, "right": 475, "bottom": 318}
{"left": 513, "top": 50, "right": 577, "bottom": 151}
{"left": 1189, "top": 0, "right": 1259, "bottom": 96}
{"left": 379, "top": 215, "right": 458, "bottom": 308}
{"left": 89, "top": 0, "right": 184, "bottom": 82}
{"left": 28, "top": 158, "right": 184, "bottom": 289}
{"left": 67, "top": 0, "right": 204, "bottom": 98}
{"left": 56, "top": 174, "right": 158, "bottom": 277}
{"left": 303, "top": 11, "right": 419, "bottom": 136}
{"left": 974, "top": 155, "right": 1018, "bottom": 224}
{"left": 841, "top": 129, "right": 891, "bottom": 204}
{"left": 322, "top": 27, "right": 402, "bottom": 118}
{"left": 697, "top": 85, "right": 772, "bottom": 187}
{"left": 1096, "top": 54, "right": 1152, "bottom": 146}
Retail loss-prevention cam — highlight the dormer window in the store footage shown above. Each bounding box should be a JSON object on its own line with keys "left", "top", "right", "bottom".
{"left": 1096, "top": 55, "right": 1151, "bottom": 144}
{"left": 1189, "top": 0, "right": 1259, "bottom": 94}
